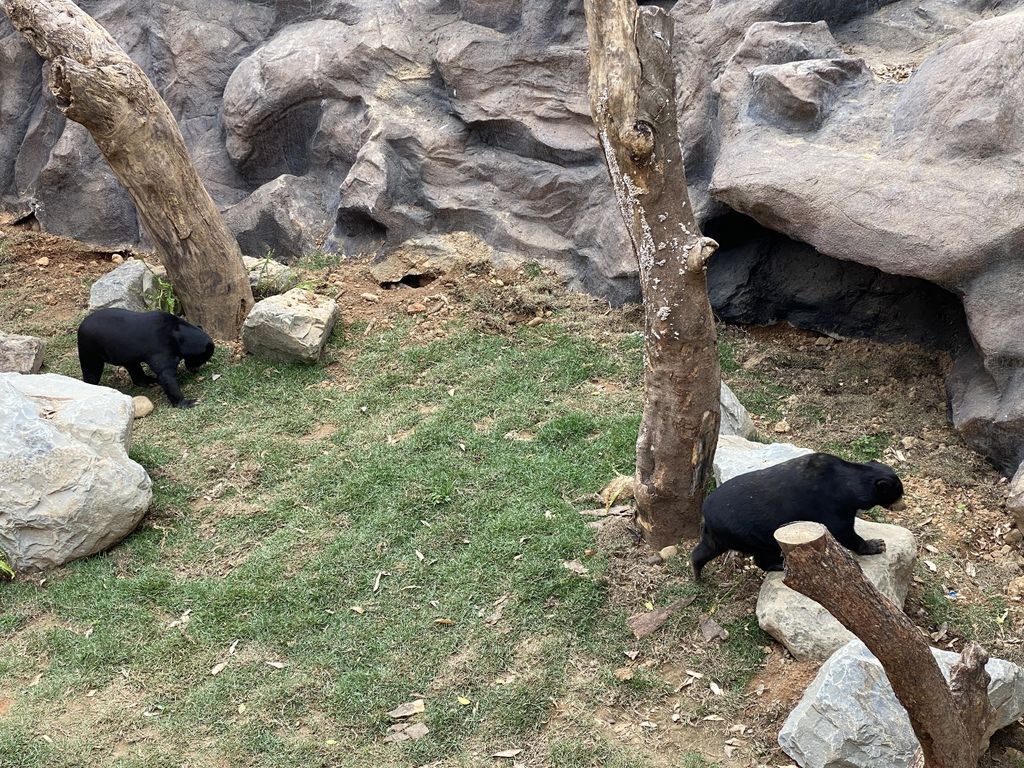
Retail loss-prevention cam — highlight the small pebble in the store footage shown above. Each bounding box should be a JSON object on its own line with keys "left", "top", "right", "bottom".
{"left": 659, "top": 545, "right": 678, "bottom": 561}
{"left": 360, "top": 292, "right": 380, "bottom": 303}
{"left": 406, "top": 302, "right": 427, "bottom": 315}
{"left": 35, "top": 257, "right": 49, "bottom": 267}
{"left": 773, "top": 419, "right": 791, "bottom": 434}
{"left": 111, "top": 253, "right": 124, "bottom": 264}
{"left": 132, "top": 396, "right": 154, "bottom": 419}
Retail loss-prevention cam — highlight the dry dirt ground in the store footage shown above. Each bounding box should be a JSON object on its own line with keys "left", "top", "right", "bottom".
{"left": 2, "top": 223, "right": 1023, "bottom": 767}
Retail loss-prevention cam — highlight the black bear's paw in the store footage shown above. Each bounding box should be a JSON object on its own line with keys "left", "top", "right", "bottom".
{"left": 863, "top": 539, "right": 886, "bottom": 555}
{"left": 174, "top": 398, "right": 197, "bottom": 409}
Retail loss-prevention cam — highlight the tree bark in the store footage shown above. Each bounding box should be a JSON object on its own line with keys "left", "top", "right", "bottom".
{"left": 1, "top": 0, "right": 254, "bottom": 340}
{"left": 776, "top": 522, "right": 994, "bottom": 768}
{"left": 583, "top": 0, "right": 720, "bottom": 548}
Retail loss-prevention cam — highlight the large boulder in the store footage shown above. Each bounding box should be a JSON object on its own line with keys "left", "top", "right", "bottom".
{"left": 0, "top": 330, "right": 45, "bottom": 373}
{"left": 87, "top": 258, "right": 160, "bottom": 313}
{"left": 0, "top": 373, "right": 152, "bottom": 572}
{"left": 756, "top": 519, "right": 917, "bottom": 660}
{"left": 242, "top": 288, "right": 339, "bottom": 363}
{"left": 779, "top": 638, "right": 1024, "bottom": 768}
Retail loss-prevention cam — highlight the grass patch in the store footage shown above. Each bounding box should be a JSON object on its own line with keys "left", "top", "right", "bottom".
{"left": 824, "top": 432, "right": 892, "bottom": 463}
{"left": 921, "top": 577, "right": 1008, "bottom": 644}
{"left": 0, "top": 318, "right": 661, "bottom": 766}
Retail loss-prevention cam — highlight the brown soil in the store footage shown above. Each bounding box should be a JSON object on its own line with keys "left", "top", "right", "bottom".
{"left": 2, "top": 224, "right": 1023, "bottom": 766}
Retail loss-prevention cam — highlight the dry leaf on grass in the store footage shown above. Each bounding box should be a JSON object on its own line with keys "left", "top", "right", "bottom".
{"left": 493, "top": 748, "right": 523, "bottom": 758}
{"left": 699, "top": 616, "right": 729, "bottom": 643}
{"left": 210, "top": 661, "right": 228, "bottom": 676}
{"left": 561, "top": 559, "right": 589, "bottom": 576}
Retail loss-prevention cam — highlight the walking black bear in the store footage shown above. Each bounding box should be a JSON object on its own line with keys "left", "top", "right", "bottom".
{"left": 691, "top": 452, "right": 904, "bottom": 579}
{"left": 77, "top": 308, "right": 215, "bottom": 408}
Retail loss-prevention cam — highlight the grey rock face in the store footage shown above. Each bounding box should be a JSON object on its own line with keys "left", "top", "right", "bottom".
{"left": 0, "top": 373, "right": 152, "bottom": 572}
{"left": 779, "top": 638, "right": 1024, "bottom": 768}
{"left": 757, "top": 520, "right": 917, "bottom": 660}
{"left": 705, "top": 212, "right": 973, "bottom": 353}
{"left": 708, "top": 11, "right": 1024, "bottom": 473}
{"left": 242, "top": 288, "right": 338, "bottom": 363}
{"left": 718, "top": 382, "right": 757, "bottom": 440}
{"left": 713, "top": 434, "right": 813, "bottom": 485}
{"left": 5, "top": 0, "right": 1024, "bottom": 470}
{"left": 0, "top": 330, "right": 45, "bottom": 373}
{"left": 87, "top": 258, "right": 160, "bottom": 313}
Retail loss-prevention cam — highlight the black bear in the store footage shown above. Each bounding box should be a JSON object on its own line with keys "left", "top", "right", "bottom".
{"left": 77, "top": 308, "right": 215, "bottom": 408}
{"left": 691, "top": 452, "right": 904, "bottom": 579}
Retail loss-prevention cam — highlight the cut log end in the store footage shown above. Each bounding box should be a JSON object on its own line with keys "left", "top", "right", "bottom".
{"left": 774, "top": 521, "right": 827, "bottom": 554}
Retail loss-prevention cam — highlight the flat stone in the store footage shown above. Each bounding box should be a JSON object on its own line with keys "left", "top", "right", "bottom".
{"left": 369, "top": 234, "right": 468, "bottom": 285}
{"left": 713, "top": 434, "right": 814, "bottom": 485}
{"left": 242, "top": 288, "right": 338, "bottom": 364}
{"left": 0, "top": 331, "right": 45, "bottom": 373}
{"left": 132, "top": 395, "right": 154, "bottom": 419}
{"left": 756, "top": 519, "right": 918, "bottom": 661}
{"left": 0, "top": 373, "right": 152, "bottom": 572}
{"left": 779, "top": 638, "right": 1024, "bottom": 768}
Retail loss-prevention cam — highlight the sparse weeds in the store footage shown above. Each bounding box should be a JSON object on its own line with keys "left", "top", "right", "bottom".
{"left": 146, "top": 271, "right": 178, "bottom": 314}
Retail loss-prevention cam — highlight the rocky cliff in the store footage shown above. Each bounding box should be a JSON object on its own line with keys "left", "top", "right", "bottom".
{"left": 2, "top": 0, "right": 1024, "bottom": 472}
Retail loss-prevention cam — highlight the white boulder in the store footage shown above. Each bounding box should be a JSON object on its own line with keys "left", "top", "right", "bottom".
{"left": 0, "top": 330, "right": 45, "bottom": 373}
{"left": 779, "top": 639, "right": 1024, "bottom": 768}
{"left": 0, "top": 373, "right": 152, "bottom": 572}
{"left": 756, "top": 519, "right": 918, "bottom": 660}
{"left": 242, "top": 288, "right": 338, "bottom": 363}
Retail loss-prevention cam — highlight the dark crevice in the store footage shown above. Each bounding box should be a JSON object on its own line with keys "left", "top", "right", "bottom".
{"left": 380, "top": 273, "right": 439, "bottom": 290}
{"left": 463, "top": 119, "right": 593, "bottom": 168}
{"left": 703, "top": 210, "right": 972, "bottom": 353}
{"left": 331, "top": 207, "right": 388, "bottom": 254}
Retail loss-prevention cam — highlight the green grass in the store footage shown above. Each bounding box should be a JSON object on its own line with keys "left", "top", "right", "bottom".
{"left": 4, "top": 314, "right": 750, "bottom": 766}
{"left": 824, "top": 432, "right": 892, "bottom": 463}
{"left": 294, "top": 249, "right": 345, "bottom": 270}
{"left": 920, "top": 576, "right": 1009, "bottom": 644}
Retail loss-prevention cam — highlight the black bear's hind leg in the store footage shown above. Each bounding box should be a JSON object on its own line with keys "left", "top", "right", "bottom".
{"left": 753, "top": 551, "right": 785, "bottom": 572}
{"left": 126, "top": 363, "right": 158, "bottom": 387}
{"left": 691, "top": 535, "right": 725, "bottom": 580}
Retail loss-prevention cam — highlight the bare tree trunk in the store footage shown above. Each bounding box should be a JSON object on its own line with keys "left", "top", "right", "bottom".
{"left": 583, "top": 0, "right": 720, "bottom": 548}
{"left": 776, "top": 522, "right": 995, "bottom": 768}
{"left": 1, "top": 0, "right": 254, "bottom": 340}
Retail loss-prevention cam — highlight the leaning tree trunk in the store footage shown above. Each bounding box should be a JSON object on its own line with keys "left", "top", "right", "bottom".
{"left": 776, "top": 522, "right": 995, "bottom": 768}
{"left": 1, "top": 0, "right": 254, "bottom": 340}
{"left": 583, "top": 0, "right": 721, "bottom": 548}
